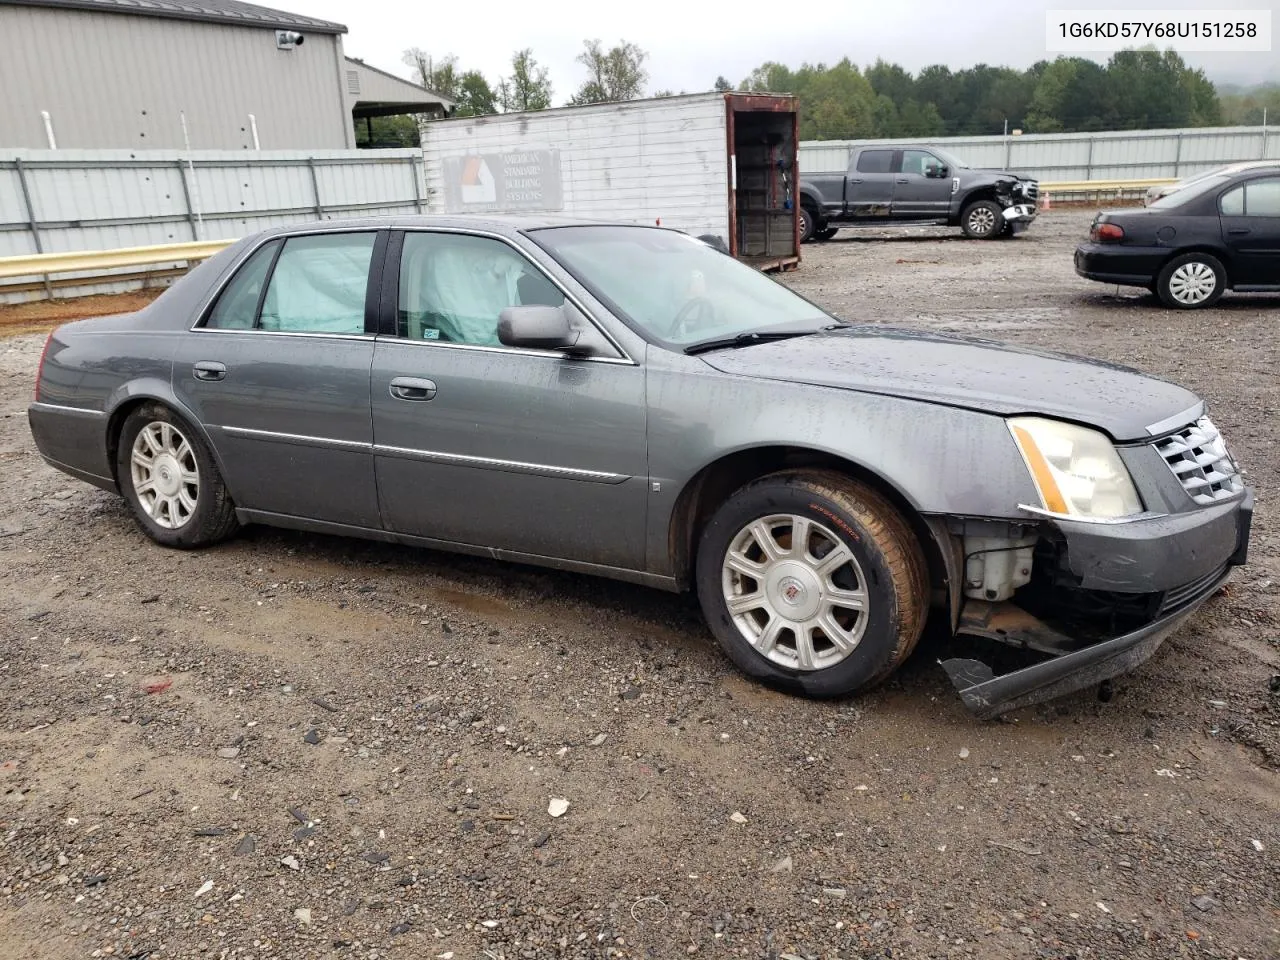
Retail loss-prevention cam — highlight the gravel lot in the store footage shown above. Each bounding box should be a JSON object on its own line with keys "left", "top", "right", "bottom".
{"left": 1, "top": 210, "right": 1277, "bottom": 960}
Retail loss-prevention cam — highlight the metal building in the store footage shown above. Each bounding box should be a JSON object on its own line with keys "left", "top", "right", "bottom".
{"left": 0, "top": 0, "right": 452, "bottom": 150}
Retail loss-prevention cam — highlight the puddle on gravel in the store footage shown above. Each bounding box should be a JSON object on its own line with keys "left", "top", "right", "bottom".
{"left": 426, "top": 585, "right": 515, "bottom": 617}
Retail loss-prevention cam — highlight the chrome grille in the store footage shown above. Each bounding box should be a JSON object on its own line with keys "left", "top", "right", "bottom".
{"left": 1154, "top": 416, "right": 1243, "bottom": 505}
{"left": 1022, "top": 182, "right": 1039, "bottom": 202}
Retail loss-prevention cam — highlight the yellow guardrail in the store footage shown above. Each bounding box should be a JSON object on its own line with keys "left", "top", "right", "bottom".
{"left": 1039, "top": 178, "right": 1176, "bottom": 194}
{"left": 0, "top": 239, "right": 234, "bottom": 281}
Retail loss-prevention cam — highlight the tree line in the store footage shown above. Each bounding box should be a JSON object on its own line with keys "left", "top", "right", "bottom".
{"left": 355, "top": 42, "right": 1272, "bottom": 148}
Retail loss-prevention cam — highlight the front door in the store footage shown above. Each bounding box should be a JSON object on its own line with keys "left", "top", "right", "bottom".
{"left": 172, "top": 230, "right": 383, "bottom": 528}
{"left": 1219, "top": 176, "right": 1280, "bottom": 286}
{"left": 370, "top": 229, "right": 650, "bottom": 570}
{"left": 845, "top": 148, "right": 897, "bottom": 217}
{"left": 892, "top": 148, "right": 955, "bottom": 219}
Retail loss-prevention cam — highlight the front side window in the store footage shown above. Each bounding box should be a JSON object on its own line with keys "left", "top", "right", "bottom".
{"left": 258, "top": 233, "right": 376, "bottom": 334}
{"left": 901, "top": 149, "right": 942, "bottom": 176}
{"left": 532, "top": 226, "right": 833, "bottom": 346}
{"left": 855, "top": 149, "right": 893, "bottom": 174}
{"left": 397, "top": 232, "right": 564, "bottom": 346}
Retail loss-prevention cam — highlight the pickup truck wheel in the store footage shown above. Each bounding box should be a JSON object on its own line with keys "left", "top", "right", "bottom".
{"left": 961, "top": 200, "right": 1003, "bottom": 239}
{"left": 117, "top": 402, "right": 239, "bottom": 549}
{"left": 1156, "top": 253, "right": 1226, "bottom": 309}
{"left": 798, "top": 206, "right": 819, "bottom": 244}
{"left": 695, "top": 470, "right": 928, "bottom": 699}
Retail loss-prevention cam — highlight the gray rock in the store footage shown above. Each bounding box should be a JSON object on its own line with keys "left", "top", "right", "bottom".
{"left": 302, "top": 729, "right": 321, "bottom": 745}
{"left": 234, "top": 835, "right": 256, "bottom": 856}
{"left": 1191, "top": 895, "right": 1219, "bottom": 912}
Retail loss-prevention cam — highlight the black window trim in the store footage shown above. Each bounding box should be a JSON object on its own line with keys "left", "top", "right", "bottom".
{"left": 192, "top": 227, "right": 388, "bottom": 336}
{"left": 379, "top": 227, "right": 635, "bottom": 365}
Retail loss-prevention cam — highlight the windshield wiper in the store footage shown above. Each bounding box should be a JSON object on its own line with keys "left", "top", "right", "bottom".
{"left": 684, "top": 329, "right": 818, "bottom": 355}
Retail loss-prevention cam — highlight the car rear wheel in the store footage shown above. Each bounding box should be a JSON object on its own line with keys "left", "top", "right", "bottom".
{"left": 694, "top": 470, "right": 928, "bottom": 698}
{"left": 117, "top": 402, "right": 239, "bottom": 548}
{"left": 960, "top": 200, "right": 1003, "bottom": 239}
{"left": 1156, "top": 253, "right": 1226, "bottom": 309}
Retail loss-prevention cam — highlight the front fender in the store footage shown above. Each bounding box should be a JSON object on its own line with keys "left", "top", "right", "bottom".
{"left": 643, "top": 349, "right": 1040, "bottom": 576}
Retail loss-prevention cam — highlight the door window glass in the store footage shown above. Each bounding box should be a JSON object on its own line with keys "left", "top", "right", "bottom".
{"left": 1244, "top": 178, "right": 1280, "bottom": 216}
{"left": 901, "top": 149, "right": 942, "bottom": 176}
{"left": 258, "top": 233, "right": 375, "bottom": 334}
{"left": 205, "top": 240, "right": 280, "bottom": 329}
{"left": 855, "top": 150, "right": 893, "bottom": 174}
{"left": 397, "top": 232, "right": 564, "bottom": 345}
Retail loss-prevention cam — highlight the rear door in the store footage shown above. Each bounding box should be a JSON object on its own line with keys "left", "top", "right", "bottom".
{"left": 1219, "top": 176, "right": 1280, "bottom": 286}
{"left": 892, "top": 148, "right": 954, "bottom": 219}
{"left": 844, "top": 148, "right": 897, "bottom": 217}
{"left": 172, "top": 230, "right": 384, "bottom": 528}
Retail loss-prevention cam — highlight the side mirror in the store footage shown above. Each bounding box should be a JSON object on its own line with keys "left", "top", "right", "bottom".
{"left": 498, "top": 304, "right": 583, "bottom": 353}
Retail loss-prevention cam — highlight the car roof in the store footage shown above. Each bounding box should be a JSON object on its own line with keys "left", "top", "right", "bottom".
{"left": 247, "top": 214, "right": 659, "bottom": 241}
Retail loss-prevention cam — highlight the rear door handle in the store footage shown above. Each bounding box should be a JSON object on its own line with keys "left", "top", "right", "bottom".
{"left": 847, "top": 178, "right": 863, "bottom": 184}
{"left": 1227, "top": 228, "right": 1251, "bottom": 235}
{"left": 895, "top": 178, "right": 910, "bottom": 184}
{"left": 389, "top": 376, "right": 437, "bottom": 401}
{"left": 193, "top": 361, "right": 226, "bottom": 382}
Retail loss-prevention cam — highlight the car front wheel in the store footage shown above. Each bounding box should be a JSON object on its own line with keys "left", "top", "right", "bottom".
{"left": 1156, "top": 253, "right": 1226, "bottom": 309}
{"left": 694, "top": 470, "right": 928, "bottom": 698}
{"left": 960, "top": 200, "right": 1003, "bottom": 239}
{"left": 117, "top": 402, "right": 239, "bottom": 548}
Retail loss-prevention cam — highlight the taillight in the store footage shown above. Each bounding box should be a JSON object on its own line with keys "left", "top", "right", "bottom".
{"left": 1090, "top": 222, "right": 1125, "bottom": 242}
{"left": 34, "top": 330, "right": 55, "bottom": 403}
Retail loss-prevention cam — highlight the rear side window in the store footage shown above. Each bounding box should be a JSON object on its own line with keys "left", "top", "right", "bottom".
{"left": 259, "top": 234, "right": 376, "bottom": 334}
{"left": 1220, "top": 186, "right": 1244, "bottom": 216}
{"left": 855, "top": 150, "right": 893, "bottom": 174}
{"left": 1242, "top": 178, "right": 1280, "bottom": 216}
{"left": 206, "top": 240, "right": 280, "bottom": 329}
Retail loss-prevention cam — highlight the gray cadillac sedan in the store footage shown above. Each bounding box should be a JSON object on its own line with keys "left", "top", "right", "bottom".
{"left": 28, "top": 216, "right": 1253, "bottom": 718}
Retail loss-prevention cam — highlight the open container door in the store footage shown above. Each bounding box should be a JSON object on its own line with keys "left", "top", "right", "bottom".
{"left": 725, "top": 93, "right": 800, "bottom": 272}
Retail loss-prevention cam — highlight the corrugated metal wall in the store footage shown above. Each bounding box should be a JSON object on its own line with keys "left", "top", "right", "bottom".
{"left": 0, "top": 5, "right": 353, "bottom": 150}
{"left": 799, "top": 126, "right": 1280, "bottom": 180}
{"left": 0, "top": 148, "right": 424, "bottom": 302}
{"left": 421, "top": 94, "right": 731, "bottom": 238}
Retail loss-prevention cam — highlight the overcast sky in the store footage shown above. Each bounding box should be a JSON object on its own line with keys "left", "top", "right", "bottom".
{"left": 292, "top": 0, "right": 1277, "bottom": 100}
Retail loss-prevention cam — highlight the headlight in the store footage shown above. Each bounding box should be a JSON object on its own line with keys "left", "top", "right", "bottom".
{"left": 1008, "top": 417, "right": 1143, "bottom": 520}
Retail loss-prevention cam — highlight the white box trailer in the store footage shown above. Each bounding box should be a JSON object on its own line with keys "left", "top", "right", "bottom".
{"left": 419, "top": 91, "right": 801, "bottom": 271}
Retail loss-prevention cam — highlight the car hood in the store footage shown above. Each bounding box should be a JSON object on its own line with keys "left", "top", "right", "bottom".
{"left": 698, "top": 326, "right": 1199, "bottom": 441}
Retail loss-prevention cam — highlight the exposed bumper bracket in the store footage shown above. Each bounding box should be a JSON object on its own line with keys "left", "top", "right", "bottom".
{"left": 941, "top": 565, "right": 1233, "bottom": 720}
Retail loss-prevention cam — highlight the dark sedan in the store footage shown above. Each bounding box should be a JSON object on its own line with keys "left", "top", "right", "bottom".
{"left": 1075, "top": 167, "right": 1280, "bottom": 309}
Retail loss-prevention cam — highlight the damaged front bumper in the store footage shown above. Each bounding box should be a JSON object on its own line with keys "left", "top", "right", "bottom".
{"left": 943, "top": 488, "right": 1253, "bottom": 719}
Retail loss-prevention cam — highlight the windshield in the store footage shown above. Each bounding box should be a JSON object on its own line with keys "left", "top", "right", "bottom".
{"left": 530, "top": 226, "right": 835, "bottom": 347}
{"left": 1149, "top": 174, "right": 1230, "bottom": 209}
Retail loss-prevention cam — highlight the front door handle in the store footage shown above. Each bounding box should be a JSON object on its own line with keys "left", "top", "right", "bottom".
{"left": 847, "top": 178, "right": 863, "bottom": 184}
{"left": 1227, "top": 228, "right": 1251, "bottom": 235}
{"left": 895, "top": 178, "right": 910, "bottom": 184}
{"left": 389, "top": 376, "right": 437, "bottom": 401}
{"left": 193, "top": 361, "right": 226, "bottom": 382}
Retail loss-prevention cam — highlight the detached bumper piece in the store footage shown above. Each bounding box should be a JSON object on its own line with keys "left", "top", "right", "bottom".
{"left": 944, "top": 491, "right": 1252, "bottom": 719}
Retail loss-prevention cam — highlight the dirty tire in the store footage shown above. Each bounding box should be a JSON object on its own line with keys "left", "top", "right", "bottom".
{"left": 694, "top": 470, "right": 928, "bottom": 699}
{"left": 960, "top": 199, "right": 1003, "bottom": 239}
{"left": 798, "top": 205, "right": 818, "bottom": 244}
{"left": 1155, "top": 252, "right": 1226, "bottom": 310}
{"left": 117, "top": 402, "right": 239, "bottom": 549}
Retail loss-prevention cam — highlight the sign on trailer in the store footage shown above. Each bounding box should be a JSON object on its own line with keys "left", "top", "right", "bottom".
{"left": 441, "top": 150, "right": 564, "bottom": 213}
